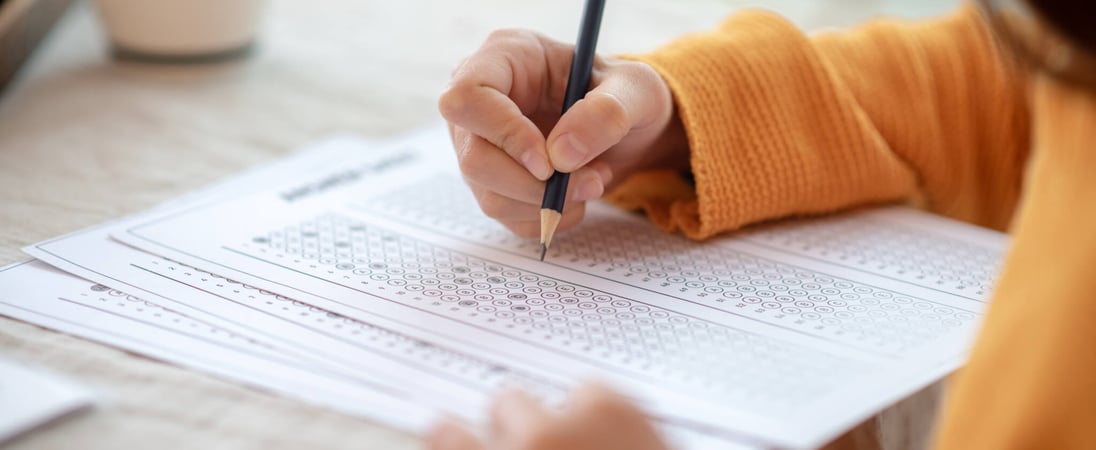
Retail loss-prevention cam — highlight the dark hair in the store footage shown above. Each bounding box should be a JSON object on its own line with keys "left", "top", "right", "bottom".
{"left": 980, "top": 0, "right": 1096, "bottom": 87}
{"left": 1027, "top": 0, "right": 1096, "bottom": 54}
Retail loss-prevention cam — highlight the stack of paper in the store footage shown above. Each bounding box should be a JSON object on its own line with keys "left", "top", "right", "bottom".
{"left": 1, "top": 125, "right": 1007, "bottom": 449}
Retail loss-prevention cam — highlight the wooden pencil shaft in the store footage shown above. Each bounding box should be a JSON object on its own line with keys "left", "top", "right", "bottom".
{"left": 539, "top": 209, "right": 563, "bottom": 249}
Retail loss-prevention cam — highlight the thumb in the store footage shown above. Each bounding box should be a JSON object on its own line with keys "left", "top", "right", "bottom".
{"left": 546, "top": 75, "right": 647, "bottom": 173}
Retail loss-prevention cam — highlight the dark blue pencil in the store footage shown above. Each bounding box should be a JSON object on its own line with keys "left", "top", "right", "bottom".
{"left": 539, "top": 0, "right": 606, "bottom": 261}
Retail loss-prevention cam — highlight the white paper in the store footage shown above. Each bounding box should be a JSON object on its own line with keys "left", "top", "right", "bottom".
{"left": 5, "top": 262, "right": 738, "bottom": 450}
{"left": 0, "top": 260, "right": 435, "bottom": 433}
{"left": 21, "top": 131, "right": 743, "bottom": 449}
{"left": 24, "top": 136, "right": 506, "bottom": 415}
{"left": 101, "top": 124, "right": 1006, "bottom": 449}
{"left": 0, "top": 351, "right": 93, "bottom": 444}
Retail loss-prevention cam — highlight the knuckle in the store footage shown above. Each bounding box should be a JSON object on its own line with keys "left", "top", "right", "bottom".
{"left": 449, "top": 56, "right": 470, "bottom": 77}
{"left": 476, "top": 191, "right": 510, "bottom": 219}
{"left": 620, "top": 59, "right": 660, "bottom": 82}
{"left": 486, "top": 28, "right": 534, "bottom": 44}
{"left": 451, "top": 128, "right": 474, "bottom": 160}
{"left": 484, "top": 29, "right": 545, "bottom": 69}
{"left": 485, "top": 28, "right": 516, "bottom": 42}
{"left": 496, "top": 116, "right": 535, "bottom": 155}
{"left": 438, "top": 82, "right": 476, "bottom": 122}
{"left": 585, "top": 90, "right": 631, "bottom": 133}
{"left": 457, "top": 145, "right": 490, "bottom": 181}
{"left": 622, "top": 61, "right": 672, "bottom": 109}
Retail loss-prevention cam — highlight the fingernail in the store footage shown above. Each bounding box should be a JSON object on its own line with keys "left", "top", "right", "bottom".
{"left": 551, "top": 133, "right": 587, "bottom": 172}
{"left": 520, "top": 149, "right": 552, "bottom": 180}
{"left": 573, "top": 177, "right": 604, "bottom": 202}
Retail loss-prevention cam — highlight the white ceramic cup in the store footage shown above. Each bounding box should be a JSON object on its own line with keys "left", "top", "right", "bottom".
{"left": 94, "top": 0, "right": 266, "bottom": 62}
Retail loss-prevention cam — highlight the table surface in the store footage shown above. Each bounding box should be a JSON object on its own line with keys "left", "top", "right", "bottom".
{"left": 0, "top": 1, "right": 957, "bottom": 448}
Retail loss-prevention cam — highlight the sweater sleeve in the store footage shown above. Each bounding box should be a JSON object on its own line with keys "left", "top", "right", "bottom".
{"left": 608, "top": 3, "right": 1030, "bottom": 239}
{"left": 931, "top": 76, "right": 1096, "bottom": 450}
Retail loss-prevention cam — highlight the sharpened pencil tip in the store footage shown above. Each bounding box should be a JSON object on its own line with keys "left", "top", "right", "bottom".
{"left": 539, "top": 209, "right": 562, "bottom": 262}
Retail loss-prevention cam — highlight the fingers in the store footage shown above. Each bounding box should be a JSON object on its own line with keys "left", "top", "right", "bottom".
{"left": 443, "top": 30, "right": 673, "bottom": 237}
{"left": 563, "top": 383, "right": 668, "bottom": 450}
{"left": 457, "top": 129, "right": 605, "bottom": 235}
{"left": 440, "top": 81, "right": 551, "bottom": 181}
{"left": 427, "top": 384, "right": 667, "bottom": 450}
{"left": 457, "top": 133, "right": 544, "bottom": 204}
{"left": 439, "top": 30, "right": 559, "bottom": 180}
{"left": 566, "top": 382, "right": 645, "bottom": 423}
{"left": 546, "top": 62, "right": 671, "bottom": 173}
{"left": 547, "top": 90, "right": 631, "bottom": 173}
{"left": 426, "top": 418, "right": 483, "bottom": 450}
{"left": 498, "top": 202, "right": 586, "bottom": 239}
{"left": 490, "top": 389, "right": 553, "bottom": 447}
{"left": 467, "top": 172, "right": 593, "bottom": 236}
{"left": 466, "top": 167, "right": 605, "bottom": 219}
{"left": 472, "top": 189, "right": 541, "bottom": 222}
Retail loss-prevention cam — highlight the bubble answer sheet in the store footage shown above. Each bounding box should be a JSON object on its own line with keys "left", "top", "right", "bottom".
{"left": 0, "top": 260, "right": 434, "bottom": 433}
{"left": 19, "top": 131, "right": 744, "bottom": 450}
{"left": 25, "top": 125, "right": 1006, "bottom": 449}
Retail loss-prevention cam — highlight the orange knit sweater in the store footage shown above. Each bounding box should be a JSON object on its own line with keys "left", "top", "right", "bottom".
{"left": 613, "top": 4, "right": 1096, "bottom": 449}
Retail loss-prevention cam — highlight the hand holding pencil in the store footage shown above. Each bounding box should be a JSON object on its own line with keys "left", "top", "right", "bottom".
{"left": 438, "top": 1, "right": 689, "bottom": 257}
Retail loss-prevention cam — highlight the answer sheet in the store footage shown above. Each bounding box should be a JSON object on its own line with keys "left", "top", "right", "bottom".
{"left": 0, "top": 260, "right": 434, "bottom": 432}
{"left": 21, "top": 132, "right": 741, "bottom": 450}
{"left": 96, "top": 125, "right": 1006, "bottom": 449}
{"left": 25, "top": 138, "right": 509, "bottom": 419}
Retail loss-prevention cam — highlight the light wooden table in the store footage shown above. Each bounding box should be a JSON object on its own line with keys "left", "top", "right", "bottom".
{"left": 0, "top": 1, "right": 956, "bottom": 448}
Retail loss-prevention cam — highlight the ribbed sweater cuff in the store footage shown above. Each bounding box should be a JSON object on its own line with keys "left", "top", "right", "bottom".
{"left": 620, "top": 10, "right": 917, "bottom": 239}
